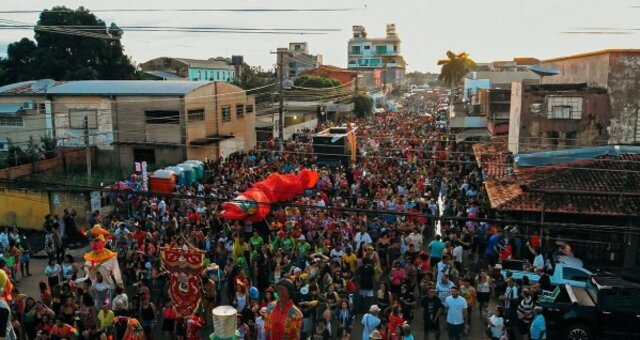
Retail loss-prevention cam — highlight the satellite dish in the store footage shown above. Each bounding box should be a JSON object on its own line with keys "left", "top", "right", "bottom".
{"left": 31, "top": 79, "right": 56, "bottom": 92}
{"left": 528, "top": 65, "right": 560, "bottom": 77}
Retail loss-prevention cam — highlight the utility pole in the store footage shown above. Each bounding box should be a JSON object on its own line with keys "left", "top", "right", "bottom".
{"left": 277, "top": 48, "right": 286, "bottom": 151}
{"left": 84, "top": 116, "right": 91, "bottom": 185}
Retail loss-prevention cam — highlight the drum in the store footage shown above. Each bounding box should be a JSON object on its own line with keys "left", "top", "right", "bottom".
{"left": 211, "top": 305, "right": 238, "bottom": 339}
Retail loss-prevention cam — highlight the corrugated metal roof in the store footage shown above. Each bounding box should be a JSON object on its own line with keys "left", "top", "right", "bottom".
{"left": 174, "top": 58, "right": 233, "bottom": 70}
{"left": 144, "top": 71, "right": 187, "bottom": 80}
{"left": 0, "top": 81, "right": 36, "bottom": 94}
{"left": 0, "top": 104, "right": 23, "bottom": 115}
{"left": 47, "top": 80, "right": 209, "bottom": 96}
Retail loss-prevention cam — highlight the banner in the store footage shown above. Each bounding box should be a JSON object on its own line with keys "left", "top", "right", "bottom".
{"left": 161, "top": 245, "right": 205, "bottom": 317}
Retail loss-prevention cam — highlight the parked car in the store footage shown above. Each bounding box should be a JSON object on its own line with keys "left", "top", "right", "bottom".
{"left": 500, "top": 255, "right": 592, "bottom": 288}
{"left": 538, "top": 274, "right": 640, "bottom": 340}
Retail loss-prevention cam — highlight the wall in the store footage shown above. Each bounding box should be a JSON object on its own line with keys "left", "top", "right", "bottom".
{"left": 140, "top": 58, "right": 189, "bottom": 78}
{"left": 187, "top": 68, "right": 234, "bottom": 82}
{"left": 508, "top": 82, "right": 524, "bottom": 154}
{"left": 511, "top": 86, "right": 610, "bottom": 153}
{"left": 541, "top": 51, "right": 640, "bottom": 144}
{"left": 0, "top": 96, "right": 49, "bottom": 150}
{"left": 541, "top": 53, "right": 611, "bottom": 88}
{"left": 0, "top": 189, "right": 90, "bottom": 231}
{"left": 51, "top": 96, "right": 114, "bottom": 151}
{"left": 213, "top": 83, "right": 256, "bottom": 152}
{"left": 0, "top": 148, "right": 91, "bottom": 180}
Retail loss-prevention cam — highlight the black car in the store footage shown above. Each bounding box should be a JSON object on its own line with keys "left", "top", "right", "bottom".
{"left": 538, "top": 274, "right": 640, "bottom": 340}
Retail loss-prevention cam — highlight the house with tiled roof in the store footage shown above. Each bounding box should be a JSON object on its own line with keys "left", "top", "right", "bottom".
{"left": 482, "top": 145, "right": 640, "bottom": 268}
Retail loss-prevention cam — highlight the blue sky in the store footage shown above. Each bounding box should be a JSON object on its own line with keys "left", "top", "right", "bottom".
{"left": 1, "top": 0, "right": 640, "bottom": 72}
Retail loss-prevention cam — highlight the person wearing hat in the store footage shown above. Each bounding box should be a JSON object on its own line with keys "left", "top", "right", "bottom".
{"left": 529, "top": 306, "right": 546, "bottom": 340}
{"left": 361, "top": 305, "right": 381, "bottom": 340}
{"left": 76, "top": 225, "right": 123, "bottom": 291}
{"left": 263, "top": 279, "right": 303, "bottom": 340}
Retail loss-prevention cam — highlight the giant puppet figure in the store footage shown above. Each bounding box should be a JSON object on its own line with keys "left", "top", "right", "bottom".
{"left": 220, "top": 169, "right": 319, "bottom": 222}
{"left": 78, "top": 225, "right": 123, "bottom": 290}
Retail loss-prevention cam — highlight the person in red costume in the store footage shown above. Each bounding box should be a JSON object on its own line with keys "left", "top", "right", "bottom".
{"left": 263, "top": 279, "right": 303, "bottom": 340}
{"left": 220, "top": 169, "right": 318, "bottom": 222}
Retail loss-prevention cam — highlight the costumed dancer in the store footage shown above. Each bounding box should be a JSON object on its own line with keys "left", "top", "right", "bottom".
{"left": 0, "top": 270, "right": 16, "bottom": 340}
{"left": 76, "top": 225, "right": 123, "bottom": 296}
{"left": 263, "top": 279, "right": 303, "bottom": 340}
{"left": 123, "top": 318, "right": 145, "bottom": 340}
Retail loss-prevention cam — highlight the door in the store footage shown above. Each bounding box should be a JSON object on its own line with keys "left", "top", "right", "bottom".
{"left": 133, "top": 148, "right": 156, "bottom": 166}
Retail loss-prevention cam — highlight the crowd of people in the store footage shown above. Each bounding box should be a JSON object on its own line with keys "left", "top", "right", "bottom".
{"left": 0, "top": 108, "right": 554, "bottom": 340}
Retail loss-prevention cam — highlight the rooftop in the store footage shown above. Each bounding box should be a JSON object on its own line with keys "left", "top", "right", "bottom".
{"left": 174, "top": 57, "right": 233, "bottom": 70}
{"left": 472, "top": 141, "right": 512, "bottom": 180}
{"left": 543, "top": 49, "right": 640, "bottom": 63}
{"left": 484, "top": 153, "right": 640, "bottom": 217}
{"left": 0, "top": 79, "right": 66, "bottom": 95}
{"left": 47, "top": 80, "right": 209, "bottom": 96}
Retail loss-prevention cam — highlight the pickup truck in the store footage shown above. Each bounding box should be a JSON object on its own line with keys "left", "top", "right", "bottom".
{"left": 538, "top": 274, "right": 640, "bottom": 340}
{"left": 499, "top": 255, "right": 592, "bottom": 288}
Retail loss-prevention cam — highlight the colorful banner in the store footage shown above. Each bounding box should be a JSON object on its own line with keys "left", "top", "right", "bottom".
{"left": 161, "top": 245, "right": 205, "bottom": 317}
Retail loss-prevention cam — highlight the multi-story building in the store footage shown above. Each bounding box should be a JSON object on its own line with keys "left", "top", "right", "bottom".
{"left": 276, "top": 42, "right": 323, "bottom": 80}
{"left": 539, "top": 49, "right": 640, "bottom": 144}
{"left": 0, "top": 80, "right": 255, "bottom": 170}
{"left": 140, "top": 57, "right": 236, "bottom": 82}
{"left": 0, "top": 80, "right": 59, "bottom": 157}
{"left": 347, "top": 24, "right": 406, "bottom": 88}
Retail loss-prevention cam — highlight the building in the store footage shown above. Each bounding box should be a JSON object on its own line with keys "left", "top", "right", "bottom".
{"left": 477, "top": 88, "right": 511, "bottom": 137}
{"left": 476, "top": 145, "right": 640, "bottom": 268}
{"left": 347, "top": 24, "right": 406, "bottom": 88}
{"left": 0, "top": 80, "right": 60, "bottom": 157}
{"left": 507, "top": 83, "right": 610, "bottom": 153}
{"left": 140, "top": 57, "right": 236, "bottom": 82}
{"left": 40, "top": 80, "right": 255, "bottom": 170}
{"left": 277, "top": 42, "right": 323, "bottom": 79}
{"left": 464, "top": 58, "right": 540, "bottom": 102}
{"left": 301, "top": 65, "right": 360, "bottom": 88}
{"left": 539, "top": 49, "right": 640, "bottom": 144}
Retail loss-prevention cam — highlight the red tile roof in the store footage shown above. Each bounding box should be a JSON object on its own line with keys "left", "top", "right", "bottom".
{"left": 472, "top": 141, "right": 512, "bottom": 180}
{"left": 485, "top": 154, "right": 640, "bottom": 216}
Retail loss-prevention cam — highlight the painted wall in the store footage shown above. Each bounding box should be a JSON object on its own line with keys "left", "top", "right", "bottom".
{"left": 51, "top": 96, "right": 114, "bottom": 150}
{"left": 188, "top": 68, "right": 234, "bottom": 82}
{"left": 0, "top": 189, "right": 90, "bottom": 230}
{"left": 0, "top": 96, "right": 49, "bottom": 152}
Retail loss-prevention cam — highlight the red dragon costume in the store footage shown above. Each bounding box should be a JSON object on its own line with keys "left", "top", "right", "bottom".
{"left": 220, "top": 169, "right": 319, "bottom": 222}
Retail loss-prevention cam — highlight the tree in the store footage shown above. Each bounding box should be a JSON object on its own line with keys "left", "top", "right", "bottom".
{"left": 353, "top": 94, "right": 373, "bottom": 117}
{"left": 5, "top": 145, "right": 26, "bottom": 167}
{"left": 40, "top": 135, "right": 57, "bottom": 159}
{"left": 437, "top": 51, "right": 476, "bottom": 89}
{"left": 0, "top": 6, "right": 137, "bottom": 84}
{"left": 234, "top": 64, "right": 275, "bottom": 90}
{"left": 293, "top": 76, "right": 341, "bottom": 88}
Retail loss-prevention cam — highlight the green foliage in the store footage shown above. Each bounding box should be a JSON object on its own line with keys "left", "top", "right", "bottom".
{"left": 353, "top": 93, "right": 373, "bottom": 117}
{"left": 294, "top": 76, "right": 341, "bottom": 88}
{"left": 437, "top": 51, "right": 477, "bottom": 88}
{"left": 5, "top": 145, "right": 26, "bottom": 167}
{"left": 40, "top": 135, "right": 57, "bottom": 159}
{"left": 234, "top": 64, "right": 275, "bottom": 90}
{"left": 0, "top": 6, "right": 137, "bottom": 85}
{"left": 24, "top": 136, "right": 41, "bottom": 163}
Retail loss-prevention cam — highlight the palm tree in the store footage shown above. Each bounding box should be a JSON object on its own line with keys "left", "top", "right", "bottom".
{"left": 437, "top": 50, "right": 477, "bottom": 91}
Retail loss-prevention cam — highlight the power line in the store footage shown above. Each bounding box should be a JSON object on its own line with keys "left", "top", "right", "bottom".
{"left": 0, "top": 8, "right": 359, "bottom": 14}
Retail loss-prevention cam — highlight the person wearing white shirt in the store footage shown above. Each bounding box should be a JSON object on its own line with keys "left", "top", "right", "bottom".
{"left": 452, "top": 241, "right": 463, "bottom": 272}
{"left": 330, "top": 247, "right": 345, "bottom": 265}
{"left": 487, "top": 307, "right": 505, "bottom": 340}
{"left": 436, "top": 255, "right": 452, "bottom": 284}
{"left": 406, "top": 228, "right": 423, "bottom": 250}
{"left": 354, "top": 226, "right": 373, "bottom": 252}
{"left": 445, "top": 286, "right": 468, "bottom": 340}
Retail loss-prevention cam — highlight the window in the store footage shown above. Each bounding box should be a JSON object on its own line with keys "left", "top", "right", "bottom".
{"left": 217, "top": 71, "right": 220, "bottom": 80}
{"left": 38, "top": 103, "right": 46, "bottom": 113}
{"left": 375, "top": 45, "right": 388, "bottom": 55}
{"left": 0, "top": 116, "right": 23, "bottom": 127}
{"left": 547, "top": 97, "right": 583, "bottom": 119}
{"left": 69, "top": 110, "right": 98, "bottom": 129}
{"left": 246, "top": 104, "right": 254, "bottom": 113}
{"left": 0, "top": 139, "right": 8, "bottom": 152}
{"left": 188, "top": 109, "right": 204, "bottom": 122}
{"left": 562, "top": 267, "right": 590, "bottom": 282}
{"left": 145, "top": 110, "right": 180, "bottom": 124}
{"left": 294, "top": 44, "right": 301, "bottom": 50}
{"left": 351, "top": 46, "right": 362, "bottom": 55}
{"left": 393, "top": 45, "right": 398, "bottom": 52}
{"left": 236, "top": 104, "right": 244, "bottom": 118}
{"left": 364, "top": 45, "right": 371, "bottom": 50}
{"left": 221, "top": 105, "right": 231, "bottom": 122}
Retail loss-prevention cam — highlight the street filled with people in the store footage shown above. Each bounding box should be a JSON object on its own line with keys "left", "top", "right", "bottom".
{"left": 2, "top": 106, "right": 559, "bottom": 340}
